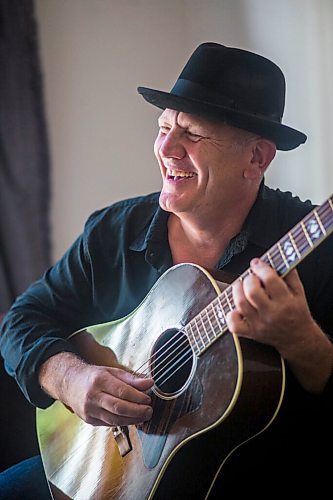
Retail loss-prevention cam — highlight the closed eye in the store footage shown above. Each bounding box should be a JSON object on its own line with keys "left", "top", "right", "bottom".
{"left": 159, "top": 126, "right": 171, "bottom": 135}
{"left": 186, "top": 131, "right": 202, "bottom": 142}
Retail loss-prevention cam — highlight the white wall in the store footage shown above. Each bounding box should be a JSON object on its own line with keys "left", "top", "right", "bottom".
{"left": 35, "top": 0, "right": 333, "bottom": 262}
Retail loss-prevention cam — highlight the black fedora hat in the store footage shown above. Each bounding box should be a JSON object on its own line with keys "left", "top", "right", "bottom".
{"left": 138, "top": 42, "right": 306, "bottom": 151}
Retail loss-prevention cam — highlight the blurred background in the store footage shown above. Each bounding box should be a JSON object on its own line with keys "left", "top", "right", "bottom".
{"left": 0, "top": 0, "right": 332, "bottom": 472}
{"left": 2, "top": 0, "right": 333, "bottom": 310}
{"left": 35, "top": 0, "right": 333, "bottom": 262}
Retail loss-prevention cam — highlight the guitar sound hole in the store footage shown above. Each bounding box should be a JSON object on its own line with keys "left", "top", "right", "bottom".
{"left": 150, "top": 328, "right": 195, "bottom": 397}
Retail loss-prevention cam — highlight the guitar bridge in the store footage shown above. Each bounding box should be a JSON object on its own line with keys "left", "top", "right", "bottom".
{"left": 111, "top": 426, "right": 132, "bottom": 457}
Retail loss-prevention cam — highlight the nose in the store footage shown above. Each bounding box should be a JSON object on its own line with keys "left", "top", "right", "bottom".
{"left": 158, "top": 128, "right": 186, "bottom": 160}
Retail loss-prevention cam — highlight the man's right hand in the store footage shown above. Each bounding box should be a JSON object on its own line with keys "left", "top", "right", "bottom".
{"left": 39, "top": 352, "right": 154, "bottom": 427}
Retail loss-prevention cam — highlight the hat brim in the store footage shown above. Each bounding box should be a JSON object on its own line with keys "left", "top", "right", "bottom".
{"left": 138, "top": 86, "right": 307, "bottom": 151}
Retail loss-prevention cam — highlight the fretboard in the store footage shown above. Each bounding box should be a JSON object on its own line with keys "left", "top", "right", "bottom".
{"left": 185, "top": 194, "right": 333, "bottom": 356}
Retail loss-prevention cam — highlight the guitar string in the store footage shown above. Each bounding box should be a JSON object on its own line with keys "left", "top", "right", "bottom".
{"left": 178, "top": 202, "right": 333, "bottom": 353}
{"left": 153, "top": 204, "right": 333, "bottom": 386}
{"left": 140, "top": 205, "right": 333, "bottom": 387}
{"left": 142, "top": 250, "right": 333, "bottom": 388}
{"left": 144, "top": 332, "right": 192, "bottom": 383}
{"left": 65, "top": 203, "right": 333, "bottom": 454}
{"left": 134, "top": 203, "right": 333, "bottom": 387}
{"left": 191, "top": 204, "right": 333, "bottom": 343}
{"left": 134, "top": 329, "right": 190, "bottom": 377}
{"left": 134, "top": 203, "right": 333, "bottom": 388}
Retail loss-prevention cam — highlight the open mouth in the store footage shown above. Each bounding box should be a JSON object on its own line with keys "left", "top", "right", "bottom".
{"left": 167, "top": 169, "right": 197, "bottom": 181}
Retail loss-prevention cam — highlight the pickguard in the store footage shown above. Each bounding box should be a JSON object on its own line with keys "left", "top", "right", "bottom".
{"left": 137, "top": 374, "right": 203, "bottom": 468}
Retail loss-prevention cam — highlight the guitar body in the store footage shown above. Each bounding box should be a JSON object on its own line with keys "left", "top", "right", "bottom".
{"left": 37, "top": 263, "right": 285, "bottom": 499}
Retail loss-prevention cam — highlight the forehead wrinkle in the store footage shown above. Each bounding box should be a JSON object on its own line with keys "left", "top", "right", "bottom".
{"left": 159, "top": 109, "right": 224, "bottom": 138}
{"left": 177, "top": 112, "right": 201, "bottom": 130}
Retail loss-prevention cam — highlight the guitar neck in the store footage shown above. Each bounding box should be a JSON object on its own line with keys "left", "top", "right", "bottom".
{"left": 185, "top": 195, "right": 333, "bottom": 356}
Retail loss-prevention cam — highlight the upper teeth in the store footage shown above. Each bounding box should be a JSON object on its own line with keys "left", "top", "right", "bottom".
{"left": 168, "top": 169, "right": 195, "bottom": 178}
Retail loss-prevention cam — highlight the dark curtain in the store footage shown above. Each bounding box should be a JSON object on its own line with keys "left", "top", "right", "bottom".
{"left": 0, "top": 0, "right": 50, "bottom": 471}
{"left": 0, "top": 0, "right": 51, "bottom": 313}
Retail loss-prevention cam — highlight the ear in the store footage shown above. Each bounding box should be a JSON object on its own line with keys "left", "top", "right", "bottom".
{"left": 243, "top": 138, "right": 276, "bottom": 180}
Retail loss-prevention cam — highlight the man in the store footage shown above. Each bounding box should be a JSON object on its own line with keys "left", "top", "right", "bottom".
{"left": 0, "top": 42, "right": 332, "bottom": 498}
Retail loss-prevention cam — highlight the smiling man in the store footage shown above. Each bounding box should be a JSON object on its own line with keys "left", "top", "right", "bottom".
{"left": 154, "top": 109, "right": 276, "bottom": 271}
{"left": 0, "top": 42, "right": 332, "bottom": 498}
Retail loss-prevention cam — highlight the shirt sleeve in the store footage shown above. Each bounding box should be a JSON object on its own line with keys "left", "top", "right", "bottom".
{"left": 0, "top": 212, "right": 103, "bottom": 408}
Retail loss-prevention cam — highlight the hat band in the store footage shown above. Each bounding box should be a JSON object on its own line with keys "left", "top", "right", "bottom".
{"left": 171, "top": 78, "right": 282, "bottom": 122}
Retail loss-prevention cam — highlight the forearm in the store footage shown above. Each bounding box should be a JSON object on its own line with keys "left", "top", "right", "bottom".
{"left": 38, "top": 350, "right": 154, "bottom": 427}
{"left": 0, "top": 233, "right": 97, "bottom": 407}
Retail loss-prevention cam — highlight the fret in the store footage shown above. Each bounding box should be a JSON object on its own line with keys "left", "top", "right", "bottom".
{"left": 188, "top": 322, "right": 201, "bottom": 353}
{"left": 280, "top": 235, "right": 298, "bottom": 265}
{"left": 187, "top": 193, "right": 333, "bottom": 359}
{"left": 317, "top": 199, "right": 333, "bottom": 230}
{"left": 193, "top": 317, "right": 206, "bottom": 348}
{"left": 211, "top": 301, "right": 222, "bottom": 326}
{"left": 269, "top": 246, "right": 285, "bottom": 275}
{"left": 306, "top": 214, "right": 323, "bottom": 241}
{"left": 277, "top": 241, "right": 290, "bottom": 269}
{"left": 288, "top": 231, "right": 301, "bottom": 259}
{"left": 329, "top": 198, "right": 333, "bottom": 211}
{"left": 187, "top": 300, "right": 229, "bottom": 356}
{"left": 199, "top": 314, "right": 211, "bottom": 343}
{"left": 266, "top": 250, "right": 274, "bottom": 268}
{"left": 205, "top": 308, "right": 216, "bottom": 338}
{"left": 225, "top": 289, "right": 233, "bottom": 312}
{"left": 314, "top": 210, "right": 326, "bottom": 235}
{"left": 215, "top": 297, "right": 227, "bottom": 327}
{"left": 301, "top": 221, "right": 314, "bottom": 247}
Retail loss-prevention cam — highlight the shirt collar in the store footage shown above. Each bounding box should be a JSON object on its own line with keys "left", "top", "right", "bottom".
{"left": 129, "top": 182, "right": 282, "bottom": 267}
{"left": 129, "top": 203, "right": 169, "bottom": 253}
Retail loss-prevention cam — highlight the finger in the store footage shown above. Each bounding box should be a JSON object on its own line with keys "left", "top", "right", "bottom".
{"left": 250, "top": 258, "right": 288, "bottom": 298}
{"left": 94, "top": 408, "right": 152, "bottom": 427}
{"left": 241, "top": 272, "right": 271, "bottom": 311}
{"left": 99, "top": 393, "right": 153, "bottom": 421}
{"left": 226, "top": 309, "right": 250, "bottom": 337}
{"left": 85, "top": 416, "right": 111, "bottom": 427}
{"left": 86, "top": 409, "right": 152, "bottom": 427}
{"left": 107, "top": 368, "right": 153, "bottom": 404}
{"left": 232, "top": 278, "right": 258, "bottom": 317}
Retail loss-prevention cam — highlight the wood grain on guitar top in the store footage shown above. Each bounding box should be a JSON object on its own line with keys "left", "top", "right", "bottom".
{"left": 36, "top": 263, "right": 285, "bottom": 500}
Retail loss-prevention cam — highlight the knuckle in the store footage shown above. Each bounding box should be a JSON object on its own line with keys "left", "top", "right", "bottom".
{"left": 81, "top": 393, "right": 95, "bottom": 414}
{"left": 111, "top": 400, "right": 123, "bottom": 416}
{"left": 115, "top": 385, "right": 127, "bottom": 400}
{"left": 88, "top": 368, "right": 104, "bottom": 389}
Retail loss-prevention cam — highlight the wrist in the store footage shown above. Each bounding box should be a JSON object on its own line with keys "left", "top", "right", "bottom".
{"left": 39, "top": 351, "right": 86, "bottom": 403}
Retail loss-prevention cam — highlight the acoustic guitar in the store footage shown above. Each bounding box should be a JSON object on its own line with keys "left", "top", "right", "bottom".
{"left": 37, "top": 194, "right": 333, "bottom": 499}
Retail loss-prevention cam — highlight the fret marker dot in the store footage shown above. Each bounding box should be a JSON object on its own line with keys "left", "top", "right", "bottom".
{"left": 217, "top": 310, "right": 225, "bottom": 324}
{"left": 307, "top": 219, "right": 320, "bottom": 239}
{"left": 283, "top": 241, "right": 296, "bottom": 262}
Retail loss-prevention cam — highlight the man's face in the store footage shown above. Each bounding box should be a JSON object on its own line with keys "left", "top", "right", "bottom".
{"left": 154, "top": 109, "right": 255, "bottom": 217}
